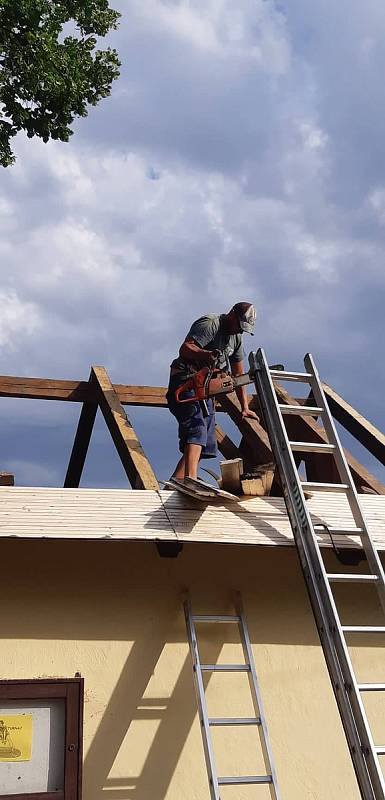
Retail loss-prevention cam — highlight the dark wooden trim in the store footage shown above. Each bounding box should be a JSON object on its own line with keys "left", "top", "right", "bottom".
{"left": 76, "top": 680, "right": 84, "bottom": 800}
{"left": 1, "top": 792, "right": 64, "bottom": 800}
{"left": 91, "top": 366, "right": 160, "bottom": 490}
{"left": 0, "top": 472, "right": 14, "bottom": 486}
{"left": 0, "top": 679, "right": 82, "bottom": 687}
{"left": 0, "top": 678, "right": 83, "bottom": 800}
{"left": 64, "top": 382, "right": 98, "bottom": 488}
{"left": 64, "top": 683, "right": 82, "bottom": 800}
{"left": 323, "top": 382, "right": 385, "bottom": 466}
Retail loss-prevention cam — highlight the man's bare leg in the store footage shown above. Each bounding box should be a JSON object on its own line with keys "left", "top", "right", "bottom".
{"left": 171, "top": 444, "right": 202, "bottom": 480}
{"left": 184, "top": 443, "right": 202, "bottom": 479}
{"left": 171, "top": 454, "right": 186, "bottom": 479}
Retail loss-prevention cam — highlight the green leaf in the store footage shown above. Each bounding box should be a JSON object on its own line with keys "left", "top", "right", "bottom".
{"left": 0, "top": 0, "right": 121, "bottom": 165}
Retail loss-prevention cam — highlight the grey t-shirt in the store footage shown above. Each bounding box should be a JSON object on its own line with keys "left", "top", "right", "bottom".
{"left": 171, "top": 314, "right": 244, "bottom": 375}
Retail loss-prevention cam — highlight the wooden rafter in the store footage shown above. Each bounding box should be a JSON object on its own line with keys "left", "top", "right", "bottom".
{"left": 64, "top": 374, "right": 98, "bottom": 488}
{"left": 323, "top": 383, "right": 385, "bottom": 466}
{"left": 215, "top": 424, "right": 241, "bottom": 461}
{"left": 217, "top": 393, "right": 273, "bottom": 462}
{"left": 274, "top": 382, "right": 385, "bottom": 495}
{"left": 91, "top": 366, "right": 159, "bottom": 491}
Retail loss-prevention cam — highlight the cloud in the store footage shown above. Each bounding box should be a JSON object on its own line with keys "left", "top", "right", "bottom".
{"left": 0, "top": 291, "right": 41, "bottom": 350}
{"left": 0, "top": 0, "right": 384, "bottom": 486}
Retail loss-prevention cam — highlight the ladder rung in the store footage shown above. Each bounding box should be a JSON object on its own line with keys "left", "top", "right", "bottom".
{"left": 375, "top": 746, "right": 385, "bottom": 755}
{"left": 301, "top": 481, "right": 349, "bottom": 493}
{"left": 342, "top": 627, "right": 385, "bottom": 633}
{"left": 218, "top": 775, "right": 272, "bottom": 785}
{"left": 290, "top": 441, "right": 335, "bottom": 453}
{"left": 200, "top": 664, "right": 250, "bottom": 672}
{"left": 192, "top": 615, "right": 241, "bottom": 623}
{"left": 209, "top": 717, "right": 261, "bottom": 726}
{"left": 314, "top": 526, "right": 363, "bottom": 536}
{"left": 280, "top": 404, "right": 324, "bottom": 416}
{"left": 270, "top": 369, "right": 312, "bottom": 382}
{"left": 358, "top": 684, "right": 385, "bottom": 692}
{"left": 327, "top": 574, "right": 379, "bottom": 583}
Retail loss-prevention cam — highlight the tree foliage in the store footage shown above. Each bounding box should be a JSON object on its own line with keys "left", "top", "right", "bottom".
{"left": 0, "top": 0, "right": 121, "bottom": 166}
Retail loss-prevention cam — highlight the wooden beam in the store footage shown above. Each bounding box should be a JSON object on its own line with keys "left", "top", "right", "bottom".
{"left": 0, "top": 472, "right": 14, "bottom": 486}
{"left": 215, "top": 424, "right": 241, "bottom": 461}
{"left": 323, "top": 382, "right": 385, "bottom": 466}
{"left": 64, "top": 389, "right": 98, "bottom": 488}
{"left": 0, "top": 375, "right": 168, "bottom": 406}
{"left": 0, "top": 375, "right": 254, "bottom": 409}
{"left": 218, "top": 393, "right": 273, "bottom": 463}
{"left": 274, "top": 382, "right": 385, "bottom": 495}
{"left": 91, "top": 366, "right": 159, "bottom": 490}
{"left": 241, "top": 466, "right": 275, "bottom": 497}
{"left": 0, "top": 375, "right": 91, "bottom": 402}
{"left": 117, "top": 385, "right": 167, "bottom": 406}
{"left": 220, "top": 458, "right": 243, "bottom": 494}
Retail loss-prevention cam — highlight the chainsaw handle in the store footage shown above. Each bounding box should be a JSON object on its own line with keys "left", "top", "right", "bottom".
{"left": 174, "top": 379, "right": 199, "bottom": 404}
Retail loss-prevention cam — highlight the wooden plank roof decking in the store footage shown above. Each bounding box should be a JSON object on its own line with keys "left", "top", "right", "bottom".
{"left": 1, "top": 487, "right": 385, "bottom": 551}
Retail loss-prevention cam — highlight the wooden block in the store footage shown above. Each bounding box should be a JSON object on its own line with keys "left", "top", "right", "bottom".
{"left": 220, "top": 458, "right": 243, "bottom": 494}
{"left": 0, "top": 472, "right": 14, "bottom": 486}
{"left": 241, "top": 462, "right": 275, "bottom": 496}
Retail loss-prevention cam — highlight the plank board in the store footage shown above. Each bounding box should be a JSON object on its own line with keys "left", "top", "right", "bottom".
{"left": 0, "top": 487, "right": 385, "bottom": 552}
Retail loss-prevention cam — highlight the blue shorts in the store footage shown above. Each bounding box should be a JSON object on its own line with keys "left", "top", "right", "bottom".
{"left": 166, "top": 374, "right": 217, "bottom": 459}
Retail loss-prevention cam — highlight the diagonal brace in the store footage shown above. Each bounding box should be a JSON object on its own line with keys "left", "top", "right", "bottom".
{"left": 91, "top": 366, "right": 159, "bottom": 490}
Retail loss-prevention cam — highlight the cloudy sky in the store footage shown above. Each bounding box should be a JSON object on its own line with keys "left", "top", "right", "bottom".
{"left": 1, "top": 0, "right": 385, "bottom": 487}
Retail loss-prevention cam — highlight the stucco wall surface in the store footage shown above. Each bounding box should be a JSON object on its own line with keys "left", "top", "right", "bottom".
{"left": 0, "top": 538, "right": 384, "bottom": 800}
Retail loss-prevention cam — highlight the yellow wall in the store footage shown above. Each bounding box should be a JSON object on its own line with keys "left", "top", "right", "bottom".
{"left": 1, "top": 538, "right": 384, "bottom": 799}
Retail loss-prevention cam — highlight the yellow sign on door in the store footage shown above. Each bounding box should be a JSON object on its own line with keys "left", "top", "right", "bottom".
{"left": 0, "top": 715, "right": 33, "bottom": 762}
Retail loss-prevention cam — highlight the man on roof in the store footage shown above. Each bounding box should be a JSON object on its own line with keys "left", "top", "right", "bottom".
{"left": 166, "top": 301, "right": 258, "bottom": 481}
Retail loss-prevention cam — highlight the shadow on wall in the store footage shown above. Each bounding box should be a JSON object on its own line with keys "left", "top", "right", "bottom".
{"left": 0, "top": 540, "right": 383, "bottom": 799}
{"left": 82, "top": 605, "right": 210, "bottom": 800}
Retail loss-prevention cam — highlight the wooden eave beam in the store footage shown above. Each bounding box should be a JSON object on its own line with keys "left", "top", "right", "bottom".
{"left": 91, "top": 366, "right": 159, "bottom": 491}
{"left": 323, "top": 382, "right": 385, "bottom": 466}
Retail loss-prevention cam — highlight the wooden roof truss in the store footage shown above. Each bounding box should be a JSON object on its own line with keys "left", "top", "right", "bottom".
{"left": 0, "top": 368, "right": 384, "bottom": 494}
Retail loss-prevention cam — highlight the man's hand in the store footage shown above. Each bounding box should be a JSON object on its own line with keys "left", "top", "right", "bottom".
{"left": 205, "top": 349, "right": 221, "bottom": 367}
{"left": 241, "top": 408, "right": 260, "bottom": 421}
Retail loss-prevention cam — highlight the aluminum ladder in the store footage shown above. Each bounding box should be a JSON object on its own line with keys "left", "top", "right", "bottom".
{"left": 184, "top": 595, "right": 281, "bottom": 800}
{"left": 250, "top": 347, "right": 385, "bottom": 800}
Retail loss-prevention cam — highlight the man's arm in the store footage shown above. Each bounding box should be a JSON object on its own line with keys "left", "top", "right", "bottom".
{"left": 231, "top": 359, "right": 259, "bottom": 420}
{"left": 179, "top": 338, "right": 219, "bottom": 367}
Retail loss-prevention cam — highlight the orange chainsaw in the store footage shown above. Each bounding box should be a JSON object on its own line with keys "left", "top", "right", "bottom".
{"left": 174, "top": 367, "right": 251, "bottom": 405}
{"left": 174, "top": 363, "right": 284, "bottom": 408}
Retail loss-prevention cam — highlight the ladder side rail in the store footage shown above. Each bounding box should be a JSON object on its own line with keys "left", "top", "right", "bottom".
{"left": 304, "top": 353, "right": 385, "bottom": 609}
{"left": 184, "top": 599, "right": 221, "bottom": 800}
{"left": 236, "top": 595, "right": 281, "bottom": 800}
{"left": 250, "top": 349, "right": 382, "bottom": 800}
